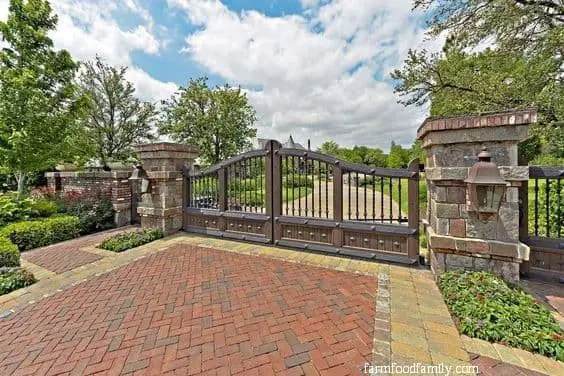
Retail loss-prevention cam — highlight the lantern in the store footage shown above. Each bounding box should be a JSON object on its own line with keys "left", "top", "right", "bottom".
{"left": 465, "top": 148, "right": 507, "bottom": 220}
{"left": 129, "top": 165, "right": 151, "bottom": 194}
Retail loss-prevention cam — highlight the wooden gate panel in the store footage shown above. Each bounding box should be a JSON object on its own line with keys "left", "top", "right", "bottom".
{"left": 184, "top": 142, "right": 420, "bottom": 264}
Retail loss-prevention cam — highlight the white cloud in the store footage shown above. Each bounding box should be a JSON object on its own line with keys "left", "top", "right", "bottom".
{"left": 169, "top": 0, "right": 439, "bottom": 149}
{"left": 0, "top": 0, "right": 176, "bottom": 103}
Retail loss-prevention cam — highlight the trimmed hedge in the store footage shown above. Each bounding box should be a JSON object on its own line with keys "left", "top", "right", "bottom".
{"left": 439, "top": 271, "right": 564, "bottom": 361}
{"left": 0, "top": 269, "right": 36, "bottom": 295}
{"left": 0, "top": 237, "right": 20, "bottom": 268}
{"left": 99, "top": 229, "right": 164, "bottom": 252}
{"left": 0, "top": 215, "right": 80, "bottom": 251}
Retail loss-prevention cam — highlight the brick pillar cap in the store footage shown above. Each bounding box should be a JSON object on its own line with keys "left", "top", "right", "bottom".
{"left": 417, "top": 108, "right": 537, "bottom": 140}
{"left": 133, "top": 142, "right": 198, "bottom": 154}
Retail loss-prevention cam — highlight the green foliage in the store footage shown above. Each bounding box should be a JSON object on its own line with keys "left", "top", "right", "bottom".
{"left": 61, "top": 200, "right": 114, "bottom": 235}
{"left": 0, "top": 237, "right": 20, "bottom": 268}
{"left": 0, "top": 192, "right": 57, "bottom": 227}
{"left": 0, "top": 269, "right": 35, "bottom": 295}
{"left": 439, "top": 271, "right": 564, "bottom": 360}
{"left": 99, "top": 229, "right": 164, "bottom": 252}
{"left": 317, "top": 140, "right": 420, "bottom": 168}
{"left": 0, "top": 215, "right": 80, "bottom": 251}
{"left": 282, "top": 174, "right": 314, "bottom": 189}
{"left": 393, "top": 0, "right": 564, "bottom": 161}
{"left": 160, "top": 77, "right": 257, "bottom": 165}
{"left": 74, "top": 56, "right": 157, "bottom": 168}
{"left": 0, "top": 0, "right": 81, "bottom": 195}
{"left": 528, "top": 180, "right": 564, "bottom": 238}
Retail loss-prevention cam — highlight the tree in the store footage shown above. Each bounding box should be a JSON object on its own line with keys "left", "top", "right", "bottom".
{"left": 393, "top": 0, "right": 564, "bottom": 161}
{"left": 387, "top": 141, "right": 412, "bottom": 168}
{"left": 159, "top": 77, "right": 257, "bottom": 165}
{"left": 76, "top": 56, "right": 157, "bottom": 169}
{"left": 0, "top": 0, "right": 80, "bottom": 196}
{"left": 318, "top": 141, "right": 340, "bottom": 156}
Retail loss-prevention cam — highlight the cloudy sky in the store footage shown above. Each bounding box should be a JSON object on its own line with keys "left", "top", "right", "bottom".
{"left": 0, "top": 0, "right": 443, "bottom": 151}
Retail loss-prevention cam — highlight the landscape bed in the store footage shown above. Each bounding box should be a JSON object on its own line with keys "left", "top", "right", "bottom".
{"left": 438, "top": 271, "right": 564, "bottom": 361}
{"left": 99, "top": 229, "right": 164, "bottom": 252}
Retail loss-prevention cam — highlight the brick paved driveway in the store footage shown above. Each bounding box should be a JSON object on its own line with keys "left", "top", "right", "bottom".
{"left": 0, "top": 244, "right": 377, "bottom": 375}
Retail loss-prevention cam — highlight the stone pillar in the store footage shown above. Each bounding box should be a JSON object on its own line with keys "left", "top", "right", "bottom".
{"left": 133, "top": 143, "right": 198, "bottom": 234}
{"left": 418, "top": 109, "right": 536, "bottom": 282}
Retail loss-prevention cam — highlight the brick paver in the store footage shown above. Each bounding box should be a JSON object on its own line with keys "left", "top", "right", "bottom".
{"left": 0, "top": 244, "right": 377, "bottom": 375}
{"left": 21, "top": 227, "right": 137, "bottom": 273}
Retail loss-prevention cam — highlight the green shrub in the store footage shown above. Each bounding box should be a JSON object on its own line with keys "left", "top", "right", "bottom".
{"left": 1, "top": 215, "right": 80, "bottom": 251}
{"left": 99, "top": 229, "right": 164, "bottom": 252}
{"left": 282, "top": 174, "right": 313, "bottom": 188}
{"left": 0, "top": 269, "right": 36, "bottom": 295}
{"left": 0, "top": 237, "right": 20, "bottom": 268}
{"left": 438, "top": 271, "right": 564, "bottom": 361}
{"left": 47, "top": 216, "right": 80, "bottom": 243}
{"left": 30, "top": 199, "right": 58, "bottom": 218}
{"left": 0, "top": 192, "right": 59, "bottom": 228}
{"left": 1, "top": 221, "right": 52, "bottom": 251}
{"left": 62, "top": 200, "right": 114, "bottom": 235}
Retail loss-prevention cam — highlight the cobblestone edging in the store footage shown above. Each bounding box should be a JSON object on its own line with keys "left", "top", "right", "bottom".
{"left": 372, "top": 266, "right": 391, "bottom": 370}
{"left": 462, "top": 335, "right": 564, "bottom": 375}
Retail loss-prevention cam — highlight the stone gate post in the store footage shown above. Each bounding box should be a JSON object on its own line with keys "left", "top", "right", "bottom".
{"left": 133, "top": 143, "right": 198, "bottom": 234}
{"left": 418, "top": 109, "right": 536, "bottom": 282}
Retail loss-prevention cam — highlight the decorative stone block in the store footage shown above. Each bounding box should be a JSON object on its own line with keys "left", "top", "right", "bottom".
{"left": 429, "top": 234, "right": 455, "bottom": 250}
{"left": 446, "top": 254, "right": 473, "bottom": 268}
{"left": 466, "top": 239, "right": 489, "bottom": 254}
{"left": 449, "top": 219, "right": 466, "bottom": 237}
{"left": 489, "top": 241, "right": 518, "bottom": 258}
{"left": 434, "top": 202, "right": 460, "bottom": 219}
{"left": 446, "top": 187, "right": 466, "bottom": 203}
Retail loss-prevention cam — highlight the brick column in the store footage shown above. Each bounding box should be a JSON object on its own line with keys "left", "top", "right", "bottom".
{"left": 133, "top": 143, "right": 198, "bottom": 234}
{"left": 418, "top": 109, "right": 536, "bottom": 282}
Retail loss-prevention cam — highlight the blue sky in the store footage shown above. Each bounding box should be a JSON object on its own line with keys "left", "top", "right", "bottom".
{"left": 0, "top": 0, "right": 443, "bottom": 150}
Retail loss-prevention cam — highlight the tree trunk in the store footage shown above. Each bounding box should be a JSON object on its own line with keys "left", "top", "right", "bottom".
{"left": 15, "top": 172, "right": 27, "bottom": 199}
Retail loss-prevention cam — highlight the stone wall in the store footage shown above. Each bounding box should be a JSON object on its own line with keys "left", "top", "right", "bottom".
{"left": 45, "top": 171, "right": 134, "bottom": 227}
{"left": 419, "top": 109, "right": 536, "bottom": 283}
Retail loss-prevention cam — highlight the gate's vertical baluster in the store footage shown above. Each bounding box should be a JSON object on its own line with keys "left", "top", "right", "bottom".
{"left": 285, "top": 156, "right": 289, "bottom": 215}
{"left": 189, "top": 176, "right": 193, "bottom": 207}
{"left": 380, "top": 177, "right": 384, "bottom": 222}
{"left": 292, "top": 156, "right": 295, "bottom": 216}
{"left": 546, "top": 178, "right": 550, "bottom": 237}
{"left": 355, "top": 172, "right": 359, "bottom": 220}
{"left": 398, "top": 178, "right": 402, "bottom": 223}
{"left": 389, "top": 177, "right": 393, "bottom": 223}
{"left": 348, "top": 172, "right": 351, "bottom": 220}
{"left": 558, "top": 178, "right": 562, "bottom": 238}
{"left": 372, "top": 175, "right": 375, "bottom": 222}
{"left": 261, "top": 156, "right": 264, "bottom": 213}
{"left": 305, "top": 155, "right": 309, "bottom": 217}
{"left": 253, "top": 157, "right": 257, "bottom": 213}
{"left": 363, "top": 173, "right": 367, "bottom": 221}
{"left": 298, "top": 156, "right": 302, "bottom": 216}
{"left": 325, "top": 163, "right": 329, "bottom": 218}
{"left": 534, "top": 178, "right": 539, "bottom": 236}
{"left": 318, "top": 161, "right": 322, "bottom": 218}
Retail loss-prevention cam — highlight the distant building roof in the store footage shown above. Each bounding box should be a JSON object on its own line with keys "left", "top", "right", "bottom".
{"left": 256, "top": 135, "right": 307, "bottom": 150}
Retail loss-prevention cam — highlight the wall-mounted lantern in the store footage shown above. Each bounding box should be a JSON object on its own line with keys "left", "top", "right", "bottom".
{"left": 129, "top": 165, "right": 151, "bottom": 194}
{"left": 465, "top": 148, "right": 507, "bottom": 220}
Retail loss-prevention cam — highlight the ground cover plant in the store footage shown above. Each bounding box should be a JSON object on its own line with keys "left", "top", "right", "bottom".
{"left": 439, "top": 271, "right": 564, "bottom": 361}
{"left": 0, "top": 269, "right": 36, "bottom": 295}
{"left": 99, "top": 229, "right": 164, "bottom": 252}
{"left": 0, "top": 192, "right": 57, "bottom": 228}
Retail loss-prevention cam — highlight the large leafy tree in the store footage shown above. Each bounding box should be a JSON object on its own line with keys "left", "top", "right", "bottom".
{"left": 393, "top": 0, "right": 564, "bottom": 161}
{"left": 76, "top": 56, "right": 157, "bottom": 169}
{"left": 0, "top": 0, "right": 80, "bottom": 196}
{"left": 159, "top": 77, "right": 257, "bottom": 165}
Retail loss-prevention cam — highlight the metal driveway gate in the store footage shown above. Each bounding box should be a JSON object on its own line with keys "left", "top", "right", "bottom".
{"left": 183, "top": 140, "right": 420, "bottom": 264}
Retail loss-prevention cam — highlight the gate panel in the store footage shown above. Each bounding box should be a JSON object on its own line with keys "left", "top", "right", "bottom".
{"left": 274, "top": 149, "right": 419, "bottom": 264}
{"left": 183, "top": 142, "right": 420, "bottom": 264}
{"left": 183, "top": 148, "right": 272, "bottom": 244}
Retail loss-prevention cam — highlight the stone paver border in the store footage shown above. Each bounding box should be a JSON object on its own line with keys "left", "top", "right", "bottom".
{"left": 1, "top": 232, "right": 563, "bottom": 375}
